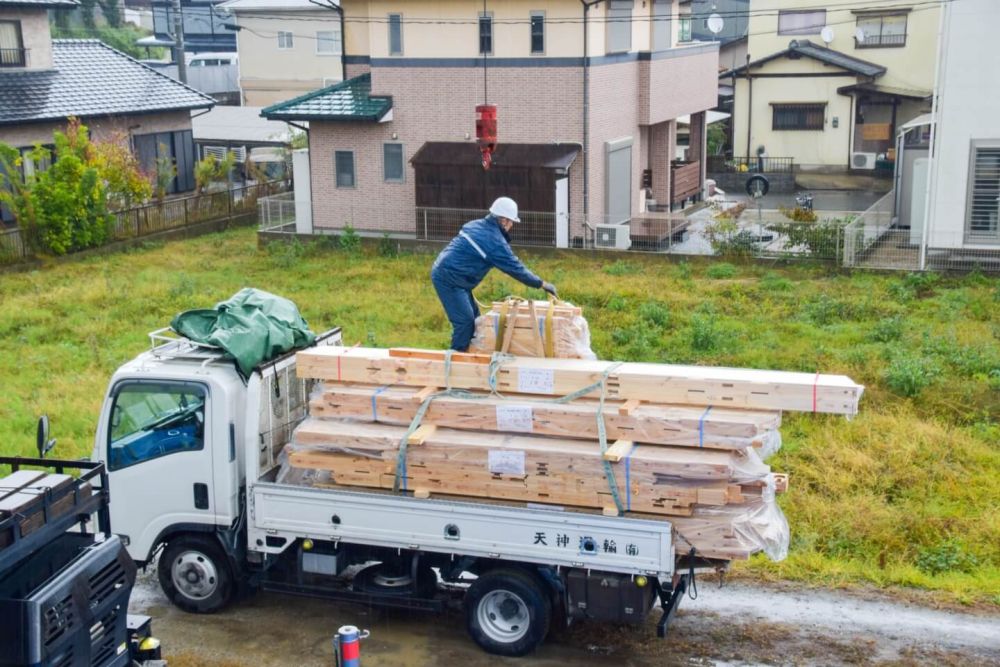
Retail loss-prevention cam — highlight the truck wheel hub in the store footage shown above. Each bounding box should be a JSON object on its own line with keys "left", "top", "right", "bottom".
{"left": 172, "top": 550, "right": 218, "bottom": 601}
{"left": 477, "top": 589, "right": 529, "bottom": 643}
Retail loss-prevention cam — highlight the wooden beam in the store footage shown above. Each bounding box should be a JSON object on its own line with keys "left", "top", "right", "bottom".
{"left": 297, "top": 346, "right": 863, "bottom": 415}
{"left": 407, "top": 424, "right": 437, "bottom": 446}
{"left": 390, "top": 348, "right": 492, "bottom": 365}
{"left": 603, "top": 439, "right": 634, "bottom": 462}
{"left": 618, "top": 399, "right": 641, "bottom": 416}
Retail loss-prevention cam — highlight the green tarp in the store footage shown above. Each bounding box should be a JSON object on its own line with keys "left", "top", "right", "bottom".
{"left": 171, "top": 288, "right": 316, "bottom": 375}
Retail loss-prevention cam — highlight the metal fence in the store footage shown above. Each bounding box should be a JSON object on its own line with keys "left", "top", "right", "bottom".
{"left": 842, "top": 190, "right": 903, "bottom": 268}
{"left": 707, "top": 156, "right": 795, "bottom": 173}
{"left": 1, "top": 180, "right": 290, "bottom": 266}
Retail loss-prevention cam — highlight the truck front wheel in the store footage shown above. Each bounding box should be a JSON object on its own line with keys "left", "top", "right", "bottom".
{"left": 464, "top": 569, "right": 551, "bottom": 657}
{"left": 158, "top": 535, "right": 234, "bottom": 613}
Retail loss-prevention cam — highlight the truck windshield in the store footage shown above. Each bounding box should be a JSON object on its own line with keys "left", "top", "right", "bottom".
{"left": 108, "top": 383, "right": 206, "bottom": 470}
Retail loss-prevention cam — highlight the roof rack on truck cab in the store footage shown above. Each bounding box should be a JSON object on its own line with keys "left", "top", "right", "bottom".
{"left": 145, "top": 326, "right": 343, "bottom": 372}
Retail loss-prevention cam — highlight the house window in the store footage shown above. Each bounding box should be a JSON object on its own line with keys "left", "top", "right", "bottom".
{"left": 335, "top": 151, "right": 355, "bottom": 188}
{"left": 388, "top": 13, "right": 403, "bottom": 55}
{"left": 652, "top": 0, "right": 672, "bottom": 50}
{"left": 479, "top": 12, "right": 493, "bottom": 55}
{"left": 778, "top": 10, "right": 826, "bottom": 36}
{"left": 316, "top": 29, "right": 342, "bottom": 56}
{"left": 0, "top": 20, "right": 25, "bottom": 67}
{"left": 530, "top": 11, "right": 545, "bottom": 54}
{"left": 607, "top": 0, "right": 633, "bottom": 53}
{"left": 277, "top": 31, "right": 293, "bottom": 49}
{"left": 967, "top": 142, "right": 1000, "bottom": 241}
{"left": 678, "top": 16, "right": 692, "bottom": 43}
{"left": 772, "top": 103, "right": 825, "bottom": 131}
{"left": 383, "top": 143, "right": 404, "bottom": 183}
{"left": 856, "top": 13, "right": 907, "bottom": 48}
{"left": 134, "top": 131, "right": 196, "bottom": 194}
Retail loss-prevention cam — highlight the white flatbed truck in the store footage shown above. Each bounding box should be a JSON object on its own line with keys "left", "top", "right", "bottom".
{"left": 94, "top": 328, "right": 702, "bottom": 656}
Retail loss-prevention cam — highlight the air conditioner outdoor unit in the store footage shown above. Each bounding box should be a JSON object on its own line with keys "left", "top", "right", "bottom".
{"left": 851, "top": 152, "right": 877, "bottom": 170}
{"left": 594, "top": 223, "right": 632, "bottom": 250}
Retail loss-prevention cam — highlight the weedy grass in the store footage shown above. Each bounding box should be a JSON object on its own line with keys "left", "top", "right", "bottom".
{"left": 0, "top": 229, "right": 998, "bottom": 606}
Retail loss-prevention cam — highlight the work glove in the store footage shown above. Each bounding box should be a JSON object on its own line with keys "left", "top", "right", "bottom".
{"left": 541, "top": 281, "right": 558, "bottom": 298}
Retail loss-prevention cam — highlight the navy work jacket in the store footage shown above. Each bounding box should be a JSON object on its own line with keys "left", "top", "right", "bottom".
{"left": 430, "top": 214, "right": 543, "bottom": 291}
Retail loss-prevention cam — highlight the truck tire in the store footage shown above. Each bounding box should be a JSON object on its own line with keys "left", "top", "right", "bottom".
{"left": 464, "top": 568, "right": 551, "bottom": 657}
{"left": 158, "top": 535, "right": 234, "bottom": 613}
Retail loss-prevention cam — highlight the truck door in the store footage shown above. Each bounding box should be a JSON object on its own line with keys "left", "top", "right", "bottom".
{"left": 104, "top": 380, "right": 215, "bottom": 561}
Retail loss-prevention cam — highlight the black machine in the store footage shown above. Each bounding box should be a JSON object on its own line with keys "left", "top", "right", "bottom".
{"left": 0, "top": 439, "right": 162, "bottom": 666}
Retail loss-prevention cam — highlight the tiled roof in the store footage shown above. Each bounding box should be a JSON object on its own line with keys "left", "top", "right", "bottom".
{"left": 261, "top": 74, "right": 392, "bottom": 122}
{"left": 0, "top": 0, "right": 77, "bottom": 6}
{"left": 720, "top": 39, "right": 886, "bottom": 78}
{"left": 0, "top": 40, "right": 214, "bottom": 125}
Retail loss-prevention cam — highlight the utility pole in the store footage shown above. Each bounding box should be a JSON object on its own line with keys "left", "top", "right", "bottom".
{"left": 171, "top": 0, "right": 187, "bottom": 84}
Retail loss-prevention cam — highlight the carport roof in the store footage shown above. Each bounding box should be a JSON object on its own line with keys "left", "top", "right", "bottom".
{"left": 411, "top": 142, "right": 581, "bottom": 170}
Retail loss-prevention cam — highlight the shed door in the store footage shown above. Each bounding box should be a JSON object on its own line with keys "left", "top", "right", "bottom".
{"left": 606, "top": 139, "right": 632, "bottom": 225}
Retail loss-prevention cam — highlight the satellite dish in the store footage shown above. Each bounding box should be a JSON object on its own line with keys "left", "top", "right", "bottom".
{"left": 820, "top": 26, "right": 835, "bottom": 45}
{"left": 707, "top": 13, "right": 725, "bottom": 35}
{"left": 855, "top": 27, "right": 866, "bottom": 43}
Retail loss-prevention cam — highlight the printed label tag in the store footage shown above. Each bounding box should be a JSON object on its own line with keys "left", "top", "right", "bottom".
{"left": 517, "top": 368, "right": 555, "bottom": 394}
{"left": 488, "top": 450, "right": 526, "bottom": 476}
{"left": 496, "top": 404, "right": 533, "bottom": 432}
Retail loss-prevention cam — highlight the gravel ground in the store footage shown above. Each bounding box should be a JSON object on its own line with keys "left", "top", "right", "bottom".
{"left": 131, "top": 565, "right": 1000, "bottom": 666}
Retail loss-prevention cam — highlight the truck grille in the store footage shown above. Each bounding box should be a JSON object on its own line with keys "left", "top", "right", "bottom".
{"left": 51, "top": 648, "right": 75, "bottom": 667}
{"left": 88, "top": 558, "right": 127, "bottom": 607}
{"left": 91, "top": 607, "right": 122, "bottom": 665}
{"left": 43, "top": 593, "right": 76, "bottom": 646}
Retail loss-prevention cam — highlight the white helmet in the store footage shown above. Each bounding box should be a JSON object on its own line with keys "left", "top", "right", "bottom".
{"left": 489, "top": 196, "right": 520, "bottom": 223}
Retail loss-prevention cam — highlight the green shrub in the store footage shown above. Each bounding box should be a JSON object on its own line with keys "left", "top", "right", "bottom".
{"left": 868, "top": 316, "right": 904, "bottom": 343}
{"left": 606, "top": 295, "right": 628, "bottom": 311}
{"left": 675, "top": 260, "right": 693, "bottom": 280}
{"left": 638, "top": 300, "right": 670, "bottom": 328}
{"left": 759, "top": 271, "right": 792, "bottom": 291}
{"left": 706, "top": 262, "right": 738, "bottom": 279}
{"left": 604, "top": 259, "right": 639, "bottom": 276}
{"left": 916, "top": 540, "right": 979, "bottom": 576}
{"left": 884, "top": 354, "right": 938, "bottom": 397}
{"left": 266, "top": 238, "right": 305, "bottom": 268}
{"left": 338, "top": 225, "right": 362, "bottom": 254}
{"left": 377, "top": 233, "right": 398, "bottom": 258}
{"left": 801, "top": 294, "right": 845, "bottom": 326}
{"left": 690, "top": 313, "right": 721, "bottom": 352}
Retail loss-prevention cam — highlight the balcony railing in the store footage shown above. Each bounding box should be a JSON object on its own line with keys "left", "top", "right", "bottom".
{"left": 855, "top": 33, "right": 906, "bottom": 48}
{"left": 0, "top": 47, "right": 27, "bottom": 68}
{"left": 707, "top": 156, "right": 795, "bottom": 174}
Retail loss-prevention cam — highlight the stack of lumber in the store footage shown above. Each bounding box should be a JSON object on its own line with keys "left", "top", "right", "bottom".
{"left": 468, "top": 299, "right": 596, "bottom": 359}
{"left": 0, "top": 471, "right": 82, "bottom": 547}
{"left": 286, "top": 346, "right": 863, "bottom": 561}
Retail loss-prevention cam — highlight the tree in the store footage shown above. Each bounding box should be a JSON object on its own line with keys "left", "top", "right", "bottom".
{"left": 97, "top": 0, "right": 122, "bottom": 28}
{"left": 79, "top": 0, "right": 98, "bottom": 29}
{"left": 91, "top": 131, "right": 153, "bottom": 209}
{"left": 194, "top": 151, "right": 236, "bottom": 193}
{"left": 1, "top": 121, "right": 112, "bottom": 255}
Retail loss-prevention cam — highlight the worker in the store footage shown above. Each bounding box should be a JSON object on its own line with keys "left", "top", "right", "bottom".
{"left": 431, "top": 197, "right": 557, "bottom": 351}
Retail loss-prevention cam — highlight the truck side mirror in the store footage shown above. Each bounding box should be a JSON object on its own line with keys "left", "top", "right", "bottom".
{"left": 36, "top": 415, "right": 56, "bottom": 458}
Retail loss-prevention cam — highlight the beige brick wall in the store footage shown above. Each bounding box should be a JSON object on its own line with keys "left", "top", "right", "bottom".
{"left": 0, "top": 111, "right": 194, "bottom": 150}
{"left": 587, "top": 60, "right": 640, "bottom": 225}
{"left": 0, "top": 7, "right": 52, "bottom": 70}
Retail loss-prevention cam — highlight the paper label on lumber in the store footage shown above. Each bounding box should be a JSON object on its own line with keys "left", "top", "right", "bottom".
{"left": 488, "top": 450, "right": 526, "bottom": 476}
{"left": 518, "top": 368, "right": 555, "bottom": 394}
{"left": 496, "top": 405, "right": 534, "bottom": 433}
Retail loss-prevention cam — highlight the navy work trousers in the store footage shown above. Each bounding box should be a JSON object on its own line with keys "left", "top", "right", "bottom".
{"left": 432, "top": 277, "right": 480, "bottom": 351}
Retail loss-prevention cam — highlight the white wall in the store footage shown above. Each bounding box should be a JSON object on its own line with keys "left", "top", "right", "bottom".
{"left": 927, "top": 0, "right": 1000, "bottom": 248}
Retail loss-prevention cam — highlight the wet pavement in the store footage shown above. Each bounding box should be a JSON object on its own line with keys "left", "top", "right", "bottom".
{"left": 728, "top": 190, "right": 885, "bottom": 212}
{"left": 132, "top": 567, "right": 1000, "bottom": 666}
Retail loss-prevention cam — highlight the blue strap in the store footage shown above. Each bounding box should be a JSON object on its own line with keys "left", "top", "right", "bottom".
{"left": 370, "top": 385, "right": 389, "bottom": 422}
{"left": 624, "top": 443, "right": 637, "bottom": 512}
{"left": 698, "top": 406, "right": 713, "bottom": 448}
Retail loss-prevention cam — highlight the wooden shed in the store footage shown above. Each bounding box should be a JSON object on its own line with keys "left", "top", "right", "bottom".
{"left": 410, "top": 142, "right": 579, "bottom": 246}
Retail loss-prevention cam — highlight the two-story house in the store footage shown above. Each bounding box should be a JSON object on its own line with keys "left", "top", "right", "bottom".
{"left": 222, "top": 0, "right": 344, "bottom": 106}
{"left": 721, "top": 0, "right": 936, "bottom": 171}
{"left": 0, "top": 0, "right": 215, "bottom": 224}
{"left": 261, "top": 0, "right": 719, "bottom": 249}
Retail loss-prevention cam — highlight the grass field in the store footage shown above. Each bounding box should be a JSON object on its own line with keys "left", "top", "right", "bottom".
{"left": 1, "top": 228, "right": 998, "bottom": 605}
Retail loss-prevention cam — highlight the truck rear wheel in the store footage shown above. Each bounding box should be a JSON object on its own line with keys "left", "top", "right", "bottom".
{"left": 158, "top": 535, "right": 234, "bottom": 613}
{"left": 464, "top": 569, "right": 551, "bottom": 657}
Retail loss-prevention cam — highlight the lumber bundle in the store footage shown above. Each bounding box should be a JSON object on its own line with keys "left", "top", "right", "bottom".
{"left": 468, "top": 299, "right": 596, "bottom": 359}
{"left": 296, "top": 346, "right": 864, "bottom": 415}
{"left": 310, "top": 383, "right": 783, "bottom": 453}
{"left": 286, "top": 345, "right": 860, "bottom": 562}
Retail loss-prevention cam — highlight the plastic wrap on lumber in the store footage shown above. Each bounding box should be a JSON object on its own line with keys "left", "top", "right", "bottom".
{"left": 291, "top": 418, "right": 770, "bottom": 482}
{"left": 295, "top": 346, "right": 864, "bottom": 415}
{"left": 469, "top": 300, "right": 597, "bottom": 359}
{"left": 309, "top": 383, "right": 782, "bottom": 452}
